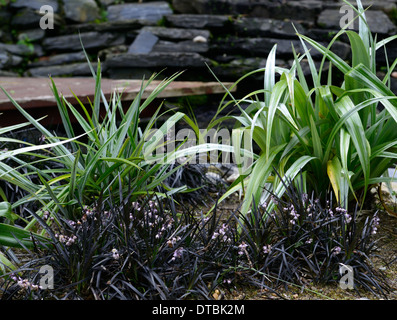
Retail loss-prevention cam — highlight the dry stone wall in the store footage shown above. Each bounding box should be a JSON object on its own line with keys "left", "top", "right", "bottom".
{"left": 1, "top": 0, "right": 397, "bottom": 88}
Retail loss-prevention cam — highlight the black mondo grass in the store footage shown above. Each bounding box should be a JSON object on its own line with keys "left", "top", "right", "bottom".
{"left": 234, "top": 174, "right": 391, "bottom": 297}
{"left": 0, "top": 172, "right": 391, "bottom": 300}
{"left": 0, "top": 185, "right": 243, "bottom": 300}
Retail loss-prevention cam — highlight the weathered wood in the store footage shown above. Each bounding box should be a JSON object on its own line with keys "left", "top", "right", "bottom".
{"left": 0, "top": 77, "right": 235, "bottom": 126}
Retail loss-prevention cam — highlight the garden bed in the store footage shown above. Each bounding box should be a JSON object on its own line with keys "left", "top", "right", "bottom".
{"left": 1, "top": 0, "right": 397, "bottom": 301}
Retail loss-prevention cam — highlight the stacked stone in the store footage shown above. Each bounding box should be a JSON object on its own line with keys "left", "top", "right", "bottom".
{"left": 0, "top": 0, "right": 397, "bottom": 83}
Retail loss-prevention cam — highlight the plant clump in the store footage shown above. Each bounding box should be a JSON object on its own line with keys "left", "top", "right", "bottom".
{"left": 0, "top": 0, "right": 396, "bottom": 301}
{"left": 0, "top": 175, "right": 390, "bottom": 300}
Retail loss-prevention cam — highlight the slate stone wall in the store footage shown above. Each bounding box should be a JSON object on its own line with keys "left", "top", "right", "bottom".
{"left": 1, "top": 0, "right": 397, "bottom": 87}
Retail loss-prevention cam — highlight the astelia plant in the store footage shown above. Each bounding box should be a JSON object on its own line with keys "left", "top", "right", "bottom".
{"left": 215, "top": 0, "right": 397, "bottom": 218}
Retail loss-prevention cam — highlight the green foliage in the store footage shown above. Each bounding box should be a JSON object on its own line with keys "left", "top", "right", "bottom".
{"left": 0, "top": 43, "right": 229, "bottom": 257}
{"left": 215, "top": 0, "right": 397, "bottom": 218}
{"left": 1, "top": 63, "right": 198, "bottom": 227}
{"left": 0, "top": 0, "right": 394, "bottom": 297}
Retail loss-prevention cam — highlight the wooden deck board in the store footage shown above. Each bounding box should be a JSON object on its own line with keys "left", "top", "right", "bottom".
{"left": 0, "top": 77, "right": 235, "bottom": 126}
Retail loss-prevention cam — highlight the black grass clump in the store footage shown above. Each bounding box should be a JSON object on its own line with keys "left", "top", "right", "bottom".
{"left": 234, "top": 176, "right": 390, "bottom": 297}
{"left": 0, "top": 175, "right": 390, "bottom": 300}
{"left": 0, "top": 190, "right": 243, "bottom": 300}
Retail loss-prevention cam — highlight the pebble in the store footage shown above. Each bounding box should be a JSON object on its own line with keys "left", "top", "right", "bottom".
{"left": 212, "top": 289, "right": 224, "bottom": 300}
{"left": 193, "top": 35, "right": 207, "bottom": 43}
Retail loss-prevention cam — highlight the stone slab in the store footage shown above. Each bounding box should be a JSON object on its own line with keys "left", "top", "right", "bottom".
{"left": 107, "top": 1, "right": 173, "bottom": 23}
{"left": 165, "top": 14, "right": 230, "bottom": 29}
{"left": 140, "top": 26, "right": 210, "bottom": 41}
{"left": 10, "top": 0, "right": 59, "bottom": 12}
{"left": 105, "top": 52, "right": 209, "bottom": 68}
{"left": 0, "top": 77, "right": 236, "bottom": 125}
{"left": 318, "top": 9, "right": 397, "bottom": 34}
{"left": 152, "top": 40, "right": 208, "bottom": 53}
{"left": 128, "top": 30, "right": 159, "bottom": 54}
{"left": 28, "top": 52, "right": 87, "bottom": 68}
{"left": 25, "top": 62, "right": 98, "bottom": 77}
{"left": 0, "top": 42, "right": 33, "bottom": 56}
{"left": 63, "top": 0, "right": 100, "bottom": 23}
{"left": 211, "top": 37, "right": 350, "bottom": 60}
{"left": 42, "top": 32, "right": 125, "bottom": 51}
{"left": 233, "top": 17, "right": 305, "bottom": 39}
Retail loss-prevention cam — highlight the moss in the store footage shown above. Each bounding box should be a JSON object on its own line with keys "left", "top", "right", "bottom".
{"left": 387, "top": 7, "right": 397, "bottom": 25}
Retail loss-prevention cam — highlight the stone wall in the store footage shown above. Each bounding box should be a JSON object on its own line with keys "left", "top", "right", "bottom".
{"left": 1, "top": 0, "right": 397, "bottom": 87}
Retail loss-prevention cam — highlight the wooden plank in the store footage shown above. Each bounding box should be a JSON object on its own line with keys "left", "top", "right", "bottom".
{"left": 0, "top": 77, "right": 235, "bottom": 111}
{"left": 0, "top": 77, "right": 235, "bottom": 126}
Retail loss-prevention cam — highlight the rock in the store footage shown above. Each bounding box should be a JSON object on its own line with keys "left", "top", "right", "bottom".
{"left": 212, "top": 37, "right": 350, "bottom": 60}
{"left": 0, "top": 53, "right": 8, "bottom": 69}
{"left": 42, "top": 32, "right": 125, "bottom": 51}
{"left": 172, "top": 0, "right": 253, "bottom": 15}
{"left": 25, "top": 62, "right": 98, "bottom": 77}
{"left": 205, "top": 171, "right": 223, "bottom": 185}
{"left": 282, "top": 1, "right": 323, "bottom": 22}
{"left": 98, "top": 45, "right": 128, "bottom": 61}
{"left": 105, "top": 52, "right": 209, "bottom": 68}
{"left": 10, "top": 0, "right": 59, "bottom": 12}
{"left": 0, "top": 42, "right": 33, "bottom": 56}
{"left": 324, "top": 1, "right": 397, "bottom": 14}
{"left": 62, "top": 0, "right": 100, "bottom": 23}
{"left": 97, "top": 0, "right": 118, "bottom": 6}
{"left": 0, "top": 70, "right": 19, "bottom": 77}
{"left": 224, "top": 165, "right": 240, "bottom": 183}
{"left": 233, "top": 17, "right": 305, "bottom": 39}
{"left": 128, "top": 30, "right": 159, "bottom": 54}
{"left": 248, "top": 1, "right": 322, "bottom": 22}
{"left": 32, "top": 44, "right": 44, "bottom": 57}
{"left": 203, "top": 164, "right": 241, "bottom": 185}
{"left": 172, "top": 0, "right": 207, "bottom": 14}
{"left": 173, "top": 0, "right": 322, "bottom": 21}
{"left": 0, "top": 52, "right": 23, "bottom": 69}
{"left": 318, "top": 9, "right": 396, "bottom": 35}
{"left": 153, "top": 40, "right": 208, "bottom": 53}
{"left": 107, "top": 2, "right": 173, "bottom": 24}
{"left": 166, "top": 14, "right": 230, "bottom": 29}
{"left": 193, "top": 35, "right": 207, "bottom": 43}
{"left": 17, "top": 29, "right": 45, "bottom": 42}
{"left": 11, "top": 8, "right": 42, "bottom": 29}
{"left": 28, "top": 51, "right": 86, "bottom": 67}
{"left": 140, "top": 26, "right": 210, "bottom": 41}
{"left": 64, "top": 20, "right": 151, "bottom": 34}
